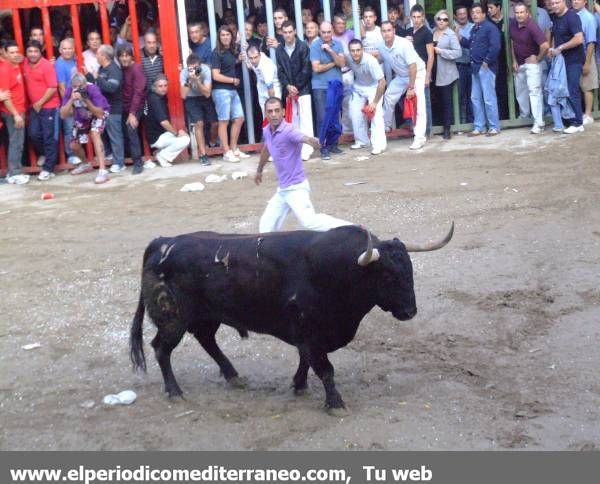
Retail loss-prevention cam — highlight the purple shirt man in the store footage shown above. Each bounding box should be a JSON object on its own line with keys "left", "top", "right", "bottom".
{"left": 262, "top": 120, "right": 306, "bottom": 189}
{"left": 62, "top": 82, "right": 110, "bottom": 126}
{"left": 255, "top": 97, "right": 350, "bottom": 233}
{"left": 509, "top": 17, "right": 546, "bottom": 65}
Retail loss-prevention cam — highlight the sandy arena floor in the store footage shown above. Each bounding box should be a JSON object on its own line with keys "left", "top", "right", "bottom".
{"left": 1, "top": 126, "right": 599, "bottom": 450}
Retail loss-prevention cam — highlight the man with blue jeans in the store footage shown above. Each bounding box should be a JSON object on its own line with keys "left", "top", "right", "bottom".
{"left": 22, "top": 40, "right": 60, "bottom": 181}
{"left": 548, "top": 0, "right": 585, "bottom": 133}
{"left": 310, "top": 21, "right": 346, "bottom": 160}
{"left": 86, "top": 44, "right": 126, "bottom": 172}
{"left": 454, "top": 6, "right": 474, "bottom": 124}
{"left": 54, "top": 38, "right": 80, "bottom": 166}
{"left": 461, "top": 4, "right": 501, "bottom": 136}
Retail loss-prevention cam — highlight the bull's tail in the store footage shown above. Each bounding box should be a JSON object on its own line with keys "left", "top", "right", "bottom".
{"left": 130, "top": 289, "right": 147, "bottom": 372}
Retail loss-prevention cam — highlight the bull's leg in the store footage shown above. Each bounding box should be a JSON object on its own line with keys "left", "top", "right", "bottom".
{"left": 292, "top": 349, "right": 310, "bottom": 395}
{"left": 192, "top": 325, "right": 240, "bottom": 383}
{"left": 307, "top": 350, "right": 345, "bottom": 410}
{"left": 151, "top": 326, "right": 186, "bottom": 398}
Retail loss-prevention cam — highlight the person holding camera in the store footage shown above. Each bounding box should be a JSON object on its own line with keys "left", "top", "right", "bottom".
{"left": 60, "top": 73, "right": 111, "bottom": 184}
{"left": 180, "top": 53, "right": 217, "bottom": 166}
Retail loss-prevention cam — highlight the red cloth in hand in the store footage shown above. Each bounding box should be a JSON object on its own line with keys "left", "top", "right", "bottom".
{"left": 403, "top": 95, "right": 417, "bottom": 125}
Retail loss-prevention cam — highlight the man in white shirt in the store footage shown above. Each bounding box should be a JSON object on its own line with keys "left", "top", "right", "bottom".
{"left": 345, "top": 39, "right": 387, "bottom": 155}
{"left": 245, "top": 45, "right": 281, "bottom": 118}
{"left": 82, "top": 31, "right": 101, "bottom": 77}
{"left": 361, "top": 6, "right": 383, "bottom": 58}
{"left": 379, "top": 21, "right": 427, "bottom": 150}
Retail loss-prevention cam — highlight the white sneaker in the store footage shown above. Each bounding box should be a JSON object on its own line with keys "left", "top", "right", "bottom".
{"left": 105, "top": 154, "right": 114, "bottom": 161}
{"left": 156, "top": 155, "right": 172, "bottom": 167}
{"left": 371, "top": 148, "right": 384, "bottom": 155}
{"left": 563, "top": 125, "right": 584, "bottom": 134}
{"left": 67, "top": 156, "right": 82, "bottom": 165}
{"left": 143, "top": 159, "right": 157, "bottom": 169}
{"left": 530, "top": 125, "right": 544, "bottom": 135}
{"left": 36, "top": 155, "right": 46, "bottom": 167}
{"left": 109, "top": 164, "right": 127, "bottom": 173}
{"left": 350, "top": 142, "right": 367, "bottom": 150}
{"left": 409, "top": 140, "right": 425, "bottom": 150}
{"left": 582, "top": 115, "right": 594, "bottom": 125}
{"left": 7, "top": 174, "right": 30, "bottom": 185}
{"left": 37, "top": 170, "right": 55, "bottom": 181}
{"left": 552, "top": 126, "right": 564, "bottom": 133}
{"left": 223, "top": 150, "right": 240, "bottom": 163}
{"left": 233, "top": 149, "right": 250, "bottom": 159}
{"left": 94, "top": 169, "right": 110, "bottom": 184}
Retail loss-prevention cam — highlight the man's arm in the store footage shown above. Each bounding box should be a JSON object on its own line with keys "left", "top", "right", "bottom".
{"left": 536, "top": 41, "right": 550, "bottom": 62}
{"left": 59, "top": 98, "right": 74, "bottom": 119}
{"left": 33, "top": 87, "right": 57, "bottom": 112}
{"left": 301, "top": 135, "right": 320, "bottom": 149}
{"left": 406, "top": 63, "right": 417, "bottom": 98}
{"left": 3, "top": 98, "right": 25, "bottom": 128}
{"left": 371, "top": 77, "right": 387, "bottom": 108}
{"left": 311, "top": 60, "right": 335, "bottom": 73}
{"left": 211, "top": 68, "right": 240, "bottom": 86}
{"left": 95, "top": 68, "right": 121, "bottom": 93}
{"left": 255, "top": 145, "right": 270, "bottom": 185}
{"left": 425, "top": 42, "right": 434, "bottom": 86}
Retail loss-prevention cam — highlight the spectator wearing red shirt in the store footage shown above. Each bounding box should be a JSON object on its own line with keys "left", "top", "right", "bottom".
{"left": 0, "top": 41, "right": 30, "bottom": 185}
{"left": 23, "top": 39, "right": 60, "bottom": 181}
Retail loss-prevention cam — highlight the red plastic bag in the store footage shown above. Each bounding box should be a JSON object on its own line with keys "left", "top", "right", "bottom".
{"left": 403, "top": 95, "right": 417, "bottom": 125}
{"left": 362, "top": 102, "right": 375, "bottom": 121}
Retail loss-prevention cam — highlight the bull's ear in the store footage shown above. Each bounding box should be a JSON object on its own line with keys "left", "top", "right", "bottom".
{"left": 393, "top": 237, "right": 400, "bottom": 242}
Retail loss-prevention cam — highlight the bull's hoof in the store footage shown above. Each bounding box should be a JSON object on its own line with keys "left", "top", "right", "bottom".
{"left": 292, "top": 383, "right": 308, "bottom": 396}
{"left": 326, "top": 405, "right": 350, "bottom": 417}
{"left": 166, "top": 388, "right": 184, "bottom": 399}
{"left": 227, "top": 376, "right": 248, "bottom": 389}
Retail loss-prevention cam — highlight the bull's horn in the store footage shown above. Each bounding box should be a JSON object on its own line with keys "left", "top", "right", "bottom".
{"left": 404, "top": 222, "right": 455, "bottom": 252}
{"left": 357, "top": 230, "right": 380, "bottom": 266}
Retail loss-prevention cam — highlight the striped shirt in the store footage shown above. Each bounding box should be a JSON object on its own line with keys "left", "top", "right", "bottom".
{"left": 141, "top": 51, "right": 164, "bottom": 92}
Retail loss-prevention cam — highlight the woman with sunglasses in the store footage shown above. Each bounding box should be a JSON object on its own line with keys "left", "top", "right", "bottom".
{"left": 432, "top": 10, "right": 462, "bottom": 139}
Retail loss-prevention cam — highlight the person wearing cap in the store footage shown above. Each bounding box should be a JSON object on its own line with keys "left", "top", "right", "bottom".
{"left": 118, "top": 45, "right": 146, "bottom": 174}
{"left": 345, "top": 39, "right": 387, "bottom": 155}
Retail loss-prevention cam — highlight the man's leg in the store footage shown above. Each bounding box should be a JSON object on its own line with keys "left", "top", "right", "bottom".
{"left": 349, "top": 91, "right": 369, "bottom": 146}
{"left": 424, "top": 85, "right": 432, "bottom": 137}
{"left": 194, "top": 121, "right": 206, "bottom": 155}
{"left": 259, "top": 191, "right": 290, "bottom": 233}
{"left": 341, "top": 70, "right": 354, "bottom": 134}
{"left": 514, "top": 65, "right": 530, "bottom": 118}
{"left": 470, "top": 72, "right": 485, "bottom": 131}
{"left": 283, "top": 181, "right": 351, "bottom": 232}
{"left": 312, "top": 88, "right": 327, "bottom": 139}
{"left": 63, "top": 116, "right": 75, "bottom": 159}
{"left": 2, "top": 112, "right": 25, "bottom": 177}
{"left": 40, "top": 108, "right": 59, "bottom": 173}
{"left": 525, "top": 63, "right": 544, "bottom": 128}
{"left": 126, "top": 112, "right": 144, "bottom": 168}
{"left": 105, "top": 113, "right": 125, "bottom": 168}
{"left": 154, "top": 132, "right": 190, "bottom": 163}
{"left": 28, "top": 109, "right": 44, "bottom": 156}
{"left": 383, "top": 77, "right": 408, "bottom": 130}
{"left": 369, "top": 93, "right": 387, "bottom": 152}
{"left": 565, "top": 63, "right": 583, "bottom": 127}
{"left": 413, "top": 72, "right": 427, "bottom": 143}
{"left": 229, "top": 92, "right": 245, "bottom": 153}
{"left": 480, "top": 68, "right": 500, "bottom": 131}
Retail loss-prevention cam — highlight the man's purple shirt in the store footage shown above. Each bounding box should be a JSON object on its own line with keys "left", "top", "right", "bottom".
{"left": 263, "top": 120, "right": 306, "bottom": 189}
{"left": 509, "top": 18, "right": 546, "bottom": 66}
{"left": 62, "top": 83, "right": 110, "bottom": 124}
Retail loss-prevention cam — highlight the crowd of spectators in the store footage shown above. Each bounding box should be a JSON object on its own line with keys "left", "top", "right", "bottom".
{"left": 0, "top": 0, "right": 599, "bottom": 185}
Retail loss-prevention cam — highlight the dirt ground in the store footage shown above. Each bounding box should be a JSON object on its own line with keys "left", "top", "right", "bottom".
{"left": 1, "top": 126, "right": 599, "bottom": 451}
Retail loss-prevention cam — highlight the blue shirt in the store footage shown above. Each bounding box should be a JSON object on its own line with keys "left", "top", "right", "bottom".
{"left": 461, "top": 19, "right": 501, "bottom": 74}
{"left": 191, "top": 39, "right": 213, "bottom": 64}
{"left": 310, "top": 38, "right": 343, "bottom": 89}
{"left": 552, "top": 9, "right": 585, "bottom": 65}
{"left": 54, "top": 57, "right": 77, "bottom": 91}
{"left": 576, "top": 8, "right": 597, "bottom": 47}
{"left": 457, "top": 22, "right": 474, "bottom": 64}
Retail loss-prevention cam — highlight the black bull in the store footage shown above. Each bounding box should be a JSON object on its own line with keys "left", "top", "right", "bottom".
{"left": 130, "top": 223, "right": 453, "bottom": 411}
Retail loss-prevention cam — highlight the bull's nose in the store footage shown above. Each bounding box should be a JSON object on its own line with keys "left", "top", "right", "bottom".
{"left": 406, "top": 308, "right": 417, "bottom": 319}
{"left": 393, "top": 307, "right": 417, "bottom": 320}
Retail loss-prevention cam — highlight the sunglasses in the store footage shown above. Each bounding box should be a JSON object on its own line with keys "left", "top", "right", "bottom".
{"left": 437, "top": 17, "right": 450, "bottom": 22}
